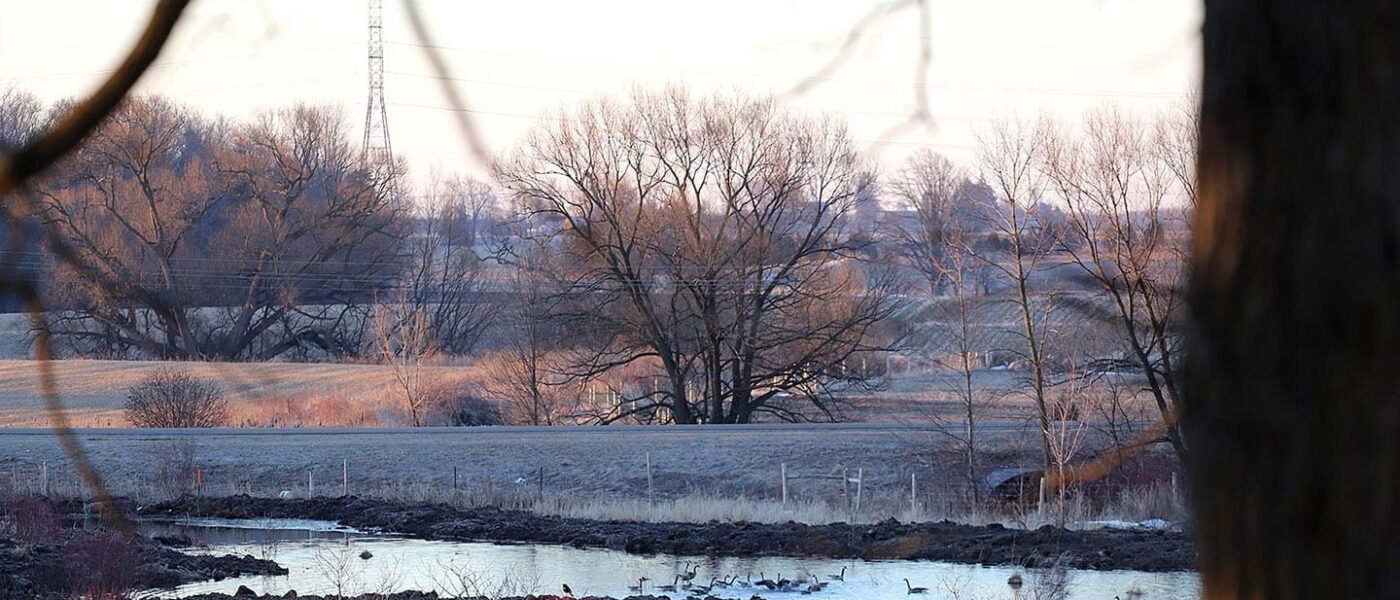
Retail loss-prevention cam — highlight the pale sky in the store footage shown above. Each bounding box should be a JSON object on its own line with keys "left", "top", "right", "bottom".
{"left": 0, "top": 0, "right": 1201, "bottom": 188}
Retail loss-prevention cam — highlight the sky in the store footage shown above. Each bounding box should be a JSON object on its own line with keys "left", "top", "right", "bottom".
{"left": 0, "top": 0, "right": 1201, "bottom": 189}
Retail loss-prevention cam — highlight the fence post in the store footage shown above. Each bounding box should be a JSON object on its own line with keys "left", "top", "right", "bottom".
{"left": 1038, "top": 476, "right": 1047, "bottom": 518}
{"left": 842, "top": 467, "right": 850, "bottom": 504}
{"left": 308, "top": 468, "right": 314, "bottom": 497}
{"left": 1170, "top": 471, "right": 1180, "bottom": 508}
{"left": 41, "top": 462, "right": 48, "bottom": 497}
{"left": 342, "top": 459, "right": 348, "bottom": 497}
{"left": 645, "top": 452, "right": 655, "bottom": 506}
{"left": 854, "top": 468, "right": 863, "bottom": 515}
{"left": 537, "top": 467, "right": 544, "bottom": 502}
{"left": 910, "top": 472, "right": 917, "bottom": 514}
{"left": 780, "top": 463, "right": 788, "bottom": 504}
{"left": 453, "top": 466, "right": 458, "bottom": 492}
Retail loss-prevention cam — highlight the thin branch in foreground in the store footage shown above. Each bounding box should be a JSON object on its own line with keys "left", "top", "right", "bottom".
{"left": 401, "top": 0, "right": 494, "bottom": 168}
{"left": 0, "top": 0, "right": 194, "bottom": 537}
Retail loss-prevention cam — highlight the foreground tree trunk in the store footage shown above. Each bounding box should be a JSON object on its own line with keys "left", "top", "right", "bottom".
{"left": 1187, "top": 1, "right": 1400, "bottom": 597}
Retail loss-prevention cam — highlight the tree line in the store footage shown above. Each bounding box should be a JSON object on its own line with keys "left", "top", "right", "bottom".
{"left": 0, "top": 85, "right": 1194, "bottom": 437}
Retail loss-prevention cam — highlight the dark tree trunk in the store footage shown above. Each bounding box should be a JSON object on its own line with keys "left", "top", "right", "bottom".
{"left": 669, "top": 374, "right": 694, "bottom": 424}
{"left": 729, "top": 360, "right": 752, "bottom": 423}
{"left": 1187, "top": 1, "right": 1400, "bottom": 597}
{"left": 709, "top": 343, "right": 724, "bottom": 423}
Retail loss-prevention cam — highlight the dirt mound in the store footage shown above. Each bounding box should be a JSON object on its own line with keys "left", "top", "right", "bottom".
{"left": 142, "top": 494, "right": 1195, "bottom": 572}
{"left": 0, "top": 529, "right": 286, "bottom": 600}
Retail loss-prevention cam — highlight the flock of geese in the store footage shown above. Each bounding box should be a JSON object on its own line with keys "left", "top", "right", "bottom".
{"left": 600, "top": 563, "right": 933, "bottom": 596}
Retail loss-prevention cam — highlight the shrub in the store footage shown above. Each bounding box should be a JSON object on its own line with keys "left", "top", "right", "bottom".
{"left": 153, "top": 438, "right": 201, "bottom": 494}
{"left": 443, "top": 390, "right": 505, "bottom": 426}
{"left": 63, "top": 530, "right": 139, "bottom": 597}
{"left": 5, "top": 496, "right": 60, "bottom": 543}
{"left": 124, "top": 369, "right": 228, "bottom": 428}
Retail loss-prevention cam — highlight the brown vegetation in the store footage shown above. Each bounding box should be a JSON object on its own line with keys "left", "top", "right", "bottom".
{"left": 497, "top": 87, "right": 900, "bottom": 424}
{"left": 123, "top": 369, "right": 227, "bottom": 428}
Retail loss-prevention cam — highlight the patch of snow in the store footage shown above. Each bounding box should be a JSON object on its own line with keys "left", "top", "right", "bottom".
{"left": 1080, "top": 518, "right": 1173, "bottom": 531}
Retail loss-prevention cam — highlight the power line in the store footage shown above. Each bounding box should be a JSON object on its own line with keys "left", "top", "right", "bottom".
{"left": 386, "top": 71, "right": 998, "bottom": 123}
{"left": 383, "top": 40, "right": 1188, "bottom": 100}
{"left": 0, "top": 44, "right": 360, "bottom": 85}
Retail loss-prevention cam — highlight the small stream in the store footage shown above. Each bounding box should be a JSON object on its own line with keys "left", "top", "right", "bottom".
{"left": 137, "top": 519, "right": 1200, "bottom": 599}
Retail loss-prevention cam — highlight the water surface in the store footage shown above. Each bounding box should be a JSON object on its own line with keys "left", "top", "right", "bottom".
{"left": 137, "top": 519, "right": 1199, "bottom": 599}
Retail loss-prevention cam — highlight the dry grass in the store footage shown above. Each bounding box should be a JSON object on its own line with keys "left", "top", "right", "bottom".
{"left": 0, "top": 359, "right": 481, "bottom": 427}
{"left": 228, "top": 477, "right": 1188, "bottom": 529}
{"left": 3, "top": 468, "right": 1187, "bottom": 532}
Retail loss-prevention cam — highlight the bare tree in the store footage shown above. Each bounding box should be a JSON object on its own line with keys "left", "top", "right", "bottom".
{"left": 1040, "top": 107, "right": 1189, "bottom": 458}
{"left": 496, "top": 91, "right": 695, "bottom": 422}
{"left": 498, "top": 86, "right": 896, "bottom": 424}
{"left": 890, "top": 150, "right": 990, "bottom": 501}
{"left": 483, "top": 238, "right": 567, "bottom": 425}
{"left": 32, "top": 100, "right": 406, "bottom": 360}
{"left": 973, "top": 118, "right": 1059, "bottom": 468}
{"left": 1045, "top": 362, "right": 1092, "bottom": 526}
{"left": 372, "top": 300, "right": 441, "bottom": 427}
{"left": 404, "top": 175, "right": 500, "bottom": 356}
{"left": 0, "top": 87, "right": 47, "bottom": 153}
{"left": 890, "top": 150, "right": 969, "bottom": 295}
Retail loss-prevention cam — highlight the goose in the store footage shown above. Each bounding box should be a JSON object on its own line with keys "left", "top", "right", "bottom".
{"left": 358, "top": 550, "right": 373, "bottom": 560}
{"left": 627, "top": 577, "right": 649, "bottom": 592}
{"left": 1007, "top": 573, "right": 1024, "bottom": 589}
{"left": 690, "top": 578, "right": 717, "bottom": 595}
{"left": 737, "top": 573, "right": 751, "bottom": 588}
{"left": 658, "top": 575, "right": 680, "bottom": 592}
{"left": 829, "top": 566, "right": 846, "bottom": 581}
{"left": 803, "top": 576, "right": 825, "bottom": 593}
{"left": 713, "top": 575, "right": 732, "bottom": 588}
{"left": 755, "top": 572, "right": 777, "bottom": 590}
{"left": 562, "top": 583, "right": 573, "bottom": 596}
{"left": 905, "top": 578, "right": 928, "bottom": 594}
{"left": 679, "top": 562, "right": 699, "bottom": 582}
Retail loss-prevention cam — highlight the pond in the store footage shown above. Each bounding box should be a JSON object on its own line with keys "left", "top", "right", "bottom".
{"left": 136, "top": 518, "right": 1200, "bottom": 599}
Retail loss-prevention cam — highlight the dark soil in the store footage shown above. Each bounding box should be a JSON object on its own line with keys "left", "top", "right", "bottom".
{"left": 0, "top": 529, "right": 286, "bottom": 600}
{"left": 143, "top": 494, "right": 1196, "bottom": 572}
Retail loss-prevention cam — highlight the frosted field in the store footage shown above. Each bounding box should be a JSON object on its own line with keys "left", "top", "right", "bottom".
{"left": 0, "top": 423, "right": 1103, "bottom": 523}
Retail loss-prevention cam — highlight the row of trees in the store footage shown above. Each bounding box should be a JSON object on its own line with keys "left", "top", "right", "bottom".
{"left": 0, "top": 92, "right": 501, "bottom": 364}
{"left": 891, "top": 106, "right": 1195, "bottom": 485}
{"left": 1, "top": 85, "right": 1195, "bottom": 435}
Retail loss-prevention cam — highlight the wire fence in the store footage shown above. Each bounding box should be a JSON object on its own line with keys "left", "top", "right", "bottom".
{"left": 0, "top": 449, "right": 1187, "bottom": 528}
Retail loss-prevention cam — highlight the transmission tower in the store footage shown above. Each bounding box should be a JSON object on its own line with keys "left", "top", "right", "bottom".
{"left": 362, "top": 0, "right": 392, "bottom": 160}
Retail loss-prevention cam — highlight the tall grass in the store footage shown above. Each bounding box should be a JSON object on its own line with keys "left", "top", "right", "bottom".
{"left": 349, "top": 480, "right": 1188, "bottom": 528}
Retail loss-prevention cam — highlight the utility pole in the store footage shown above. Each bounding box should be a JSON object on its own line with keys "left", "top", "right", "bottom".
{"left": 362, "top": 0, "right": 392, "bottom": 162}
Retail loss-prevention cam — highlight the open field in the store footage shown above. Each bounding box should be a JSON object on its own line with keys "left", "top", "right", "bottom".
{"left": 0, "top": 357, "right": 1147, "bottom": 428}
{"left": 0, "top": 359, "right": 475, "bottom": 428}
{"left": 0, "top": 356, "right": 1179, "bottom": 526}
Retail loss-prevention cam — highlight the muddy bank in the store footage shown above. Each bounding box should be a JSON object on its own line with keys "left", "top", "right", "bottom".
{"left": 142, "top": 495, "right": 1195, "bottom": 572}
{"left": 0, "top": 531, "right": 286, "bottom": 600}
